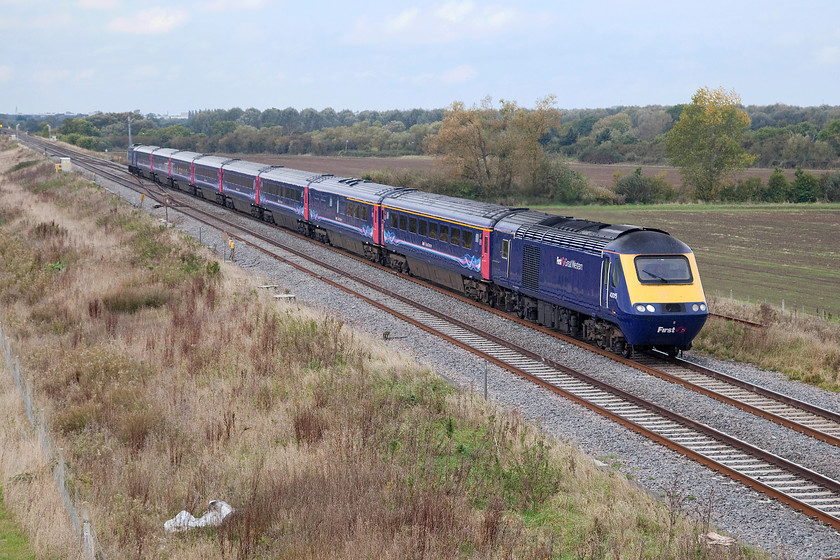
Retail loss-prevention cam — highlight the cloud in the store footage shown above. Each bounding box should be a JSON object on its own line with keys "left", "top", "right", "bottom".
{"left": 405, "top": 64, "right": 477, "bottom": 86}
{"left": 435, "top": 1, "right": 474, "bottom": 23}
{"left": 385, "top": 8, "right": 419, "bottom": 32}
{"left": 348, "top": 4, "right": 547, "bottom": 46}
{"left": 441, "top": 64, "right": 477, "bottom": 84}
{"left": 107, "top": 7, "right": 188, "bottom": 34}
{"left": 78, "top": 0, "right": 120, "bottom": 9}
{"left": 815, "top": 45, "right": 840, "bottom": 66}
{"left": 33, "top": 69, "right": 72, "bottom": 84}
{"left": 0, "top": 65, "right": 12, "bottom": 83}
{"left": 204, "top": 0, "right": 267, "bottom": 10}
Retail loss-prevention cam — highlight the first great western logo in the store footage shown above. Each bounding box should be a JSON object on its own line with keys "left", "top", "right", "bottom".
{"left": 556, "top": 256, "right": 583, "bottom": 271}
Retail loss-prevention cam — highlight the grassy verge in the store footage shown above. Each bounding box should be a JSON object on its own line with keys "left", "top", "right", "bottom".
{"left": 0, "top": 488, "right": 34, "bottom": 560}
{"left": 0, "top": 137, "right": 763, "bottom": 558}
{"left": 695, "top": 297, "right": 840, "bottom": 390}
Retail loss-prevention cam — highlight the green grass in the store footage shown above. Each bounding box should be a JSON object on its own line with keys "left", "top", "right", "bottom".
{"left": 0, "top": 488, "right": 34, "bottom": 560}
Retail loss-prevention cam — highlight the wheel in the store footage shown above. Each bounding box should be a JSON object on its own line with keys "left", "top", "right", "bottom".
{"left": 621, "top": 344, "right": 633, "bottom": 358}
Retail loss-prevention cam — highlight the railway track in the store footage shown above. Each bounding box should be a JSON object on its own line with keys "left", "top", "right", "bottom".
{"left": 18, "top": 134, "right": 840, "bottom": 531}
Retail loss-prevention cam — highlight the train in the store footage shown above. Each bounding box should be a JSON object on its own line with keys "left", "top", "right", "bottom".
{"left": 127, "top": 144, "right": 708, "bottom": 357}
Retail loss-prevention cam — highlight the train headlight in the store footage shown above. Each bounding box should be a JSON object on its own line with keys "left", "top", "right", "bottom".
{"left": 700, "top": 303, "right": 707, "bottom": 311}
{"left": 646, "top": 304, "right": 655, "bottom": 313}
{"left": 635, "top": 304, "right": 646, "bottom": 312}
{"left": 692, "top": 304, "right": 699, "bottom": 312}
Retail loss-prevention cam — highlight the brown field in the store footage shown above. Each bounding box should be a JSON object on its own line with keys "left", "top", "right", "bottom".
{"left": 225, "top": 153, "right": 807, "bottom": 190}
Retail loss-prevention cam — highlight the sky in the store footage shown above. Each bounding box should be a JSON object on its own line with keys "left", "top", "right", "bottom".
{"left": 1, "top": 0, "right": 840, "bottom": 116}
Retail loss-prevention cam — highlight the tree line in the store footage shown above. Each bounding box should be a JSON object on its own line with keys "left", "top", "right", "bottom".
{"left": 3, "top": 94, "right": 840, "bottom": 205}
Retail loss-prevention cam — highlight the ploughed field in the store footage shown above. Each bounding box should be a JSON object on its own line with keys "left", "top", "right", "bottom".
{"left": 222, "top": 153, "right": 840, "bottom": 319}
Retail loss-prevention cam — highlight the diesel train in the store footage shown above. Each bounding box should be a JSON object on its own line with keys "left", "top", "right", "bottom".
{"left": 128, "top": 144, "right": 708, "bottom": 357}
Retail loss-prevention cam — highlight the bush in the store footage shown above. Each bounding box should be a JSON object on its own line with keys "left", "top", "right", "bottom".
{"left": 792, "top": 167, "right": 821, "bottom": 202}
{"left": 762, "top": 168, "right": 790, "bottom": 202}
{"left": 821, "top": 171, "right": 840, "bottom": 202}
{"left": 579, "top": 144, "right": 624, "bottom": 164}
{"left": 103, "top": 285, "right": 170, "bottom": 313}
{"left": 613, "top": 167, "right": 677, "bottom": 204}
{"left": 720, "top": 177, "right": 764, "bottom": 202}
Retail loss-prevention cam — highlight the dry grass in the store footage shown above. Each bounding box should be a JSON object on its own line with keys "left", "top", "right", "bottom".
{"left": 0, "top": 380, "right": 81, "bottom": 559}
{"left": 696, "top": 297, "right": 840, "bottom": 390}
{"left": 0, "top": 137, "right": 763, "bottom": 559}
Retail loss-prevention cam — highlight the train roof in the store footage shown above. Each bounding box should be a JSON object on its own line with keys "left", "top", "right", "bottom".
{"left": 192, "top": 155, "right": 237, "bottom": 169}
{"left": 223, "top": 160, "right": 277, "bottom": 175}
{"left": 493, "top": 210, "right": 563, "bottom": 234}
{"left": 260, "top": 167, "right": 335, "bottom": 187}
{"left": 605, "top": 229, "right": 691, "bottom": 254}
{"left": 151, "top": 147, "right": 181, "bottom": 158}
{"left": 309, "top": 175, "right": 410, "bottom": 203}
{"left": 168, "top": 150, "right": 203, "bottom": 163}
{"left": 131, "top": 144, "right": 159, "bottom": 155}
{"left": 383, "top": 190, "right": 521, "bottom": 229}
{"left": 508, "top": 214, "right": 677, "bottom": 256}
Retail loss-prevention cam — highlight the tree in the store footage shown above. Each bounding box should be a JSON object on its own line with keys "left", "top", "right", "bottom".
{"left": 430, "top": 96, "right": 561, "bottom": 199}
{"left": 664, "top": 87, "right": 756, "bottom": 200}
{"left": 792, "top": 167, "right": 821, "bottom": 202}
{"left": 764, "top": 168, "right": 790, "bottom": 202}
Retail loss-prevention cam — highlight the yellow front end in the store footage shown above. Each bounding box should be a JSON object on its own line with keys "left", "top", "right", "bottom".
{"left": 619, "top": 253, "right": 706, "bottom": 305}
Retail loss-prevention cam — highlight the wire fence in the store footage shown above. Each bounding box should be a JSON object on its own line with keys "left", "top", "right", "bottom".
{"left": 0, "top": 320, "right": 105, "bottom": 559}
{"left": 709, "top": 290, "right": 837, "bottom": 322}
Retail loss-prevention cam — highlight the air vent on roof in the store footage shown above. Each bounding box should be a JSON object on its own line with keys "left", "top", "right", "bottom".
{"left": 338, "top": 178, "right": 370, "bottom": 186}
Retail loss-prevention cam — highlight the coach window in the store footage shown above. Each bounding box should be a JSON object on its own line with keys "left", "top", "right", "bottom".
{"left": 390, "top": 213, "right": 398, "bottom": 228}
{"left": 429, "top": 222, "right": 438, "bottom": 240}
{"left": 409, "top": 217, "right": 417, "bottom": 233}
{"left": 501, "top": 239, "right": 510, "bottom": 260}
{"left": 463, "top": 231, "right": 473, "bottom": 249}
{"left": 439, "top": 225, "right": 449, "bottom": 243}
{"left": 450, "top": 227, "right": 460, "bottom": 246}
{"left": 362, "top": 205, "right": 369, "bottom": 221}
{"left": 419, "top": 220, "right": 427, "bottom": 236}
{"left": 399, "top": 215, "right": 408, "bottom": 231}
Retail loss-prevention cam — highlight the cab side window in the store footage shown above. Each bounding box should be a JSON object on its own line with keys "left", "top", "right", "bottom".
{"left": 610, "top": 259, "right": 622, "bottom": 288}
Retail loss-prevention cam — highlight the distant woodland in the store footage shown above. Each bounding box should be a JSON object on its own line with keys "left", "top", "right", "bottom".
{"left": 4, "top": 101, "right": 840, "bottom": 204}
